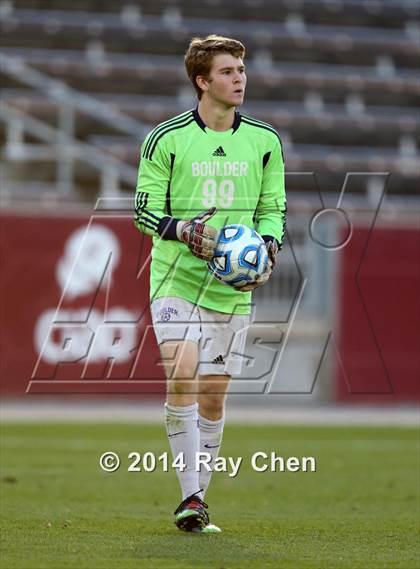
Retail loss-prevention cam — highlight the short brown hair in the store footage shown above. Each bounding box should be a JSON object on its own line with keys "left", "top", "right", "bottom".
{"left": 185, "top": 35, "right": 246, "bottom": 99}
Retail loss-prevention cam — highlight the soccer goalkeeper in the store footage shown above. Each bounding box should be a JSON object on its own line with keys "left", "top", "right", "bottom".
{"left": 134, "top": 35, "right": 286, "bottom": 533}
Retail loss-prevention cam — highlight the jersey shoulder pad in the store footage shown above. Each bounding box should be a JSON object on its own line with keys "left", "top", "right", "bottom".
{"left": 142, "top": 110, "right": 195, "bottom": 160}
{"left": 240, "top": 114, "right": 282, "bottom": 143}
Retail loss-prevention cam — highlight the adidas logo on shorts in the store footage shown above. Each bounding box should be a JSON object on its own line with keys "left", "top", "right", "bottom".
{"left": 212, "top": 354, "right": 225, "bottom": 364}
{"left": 212, "top": 146, "right": 226, "bottom": 157}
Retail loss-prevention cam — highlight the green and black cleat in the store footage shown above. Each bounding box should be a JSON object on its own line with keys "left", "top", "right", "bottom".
{"left": 174, "top": 493, "right": 212, "bottom": 532}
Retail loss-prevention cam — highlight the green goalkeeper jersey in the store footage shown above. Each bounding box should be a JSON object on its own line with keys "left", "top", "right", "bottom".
{"left": 134, "top": 108, "right": 286, "bottom": 315}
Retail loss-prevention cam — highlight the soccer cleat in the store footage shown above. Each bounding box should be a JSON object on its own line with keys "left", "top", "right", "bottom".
{"left": 174, "top": 492, "right": 209, "bottom": 532}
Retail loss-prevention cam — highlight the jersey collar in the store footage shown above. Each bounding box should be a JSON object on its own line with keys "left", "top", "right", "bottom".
{"left": 193, "top": 108, "right": 241, "bottom": 134}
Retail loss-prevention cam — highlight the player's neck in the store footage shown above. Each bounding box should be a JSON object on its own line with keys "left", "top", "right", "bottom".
{"left": 197, "top": 100, "right": 236, "bottom": 132}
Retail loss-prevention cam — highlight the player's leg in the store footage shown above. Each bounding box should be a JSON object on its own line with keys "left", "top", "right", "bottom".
{"left": 197, "top": 310, "right": 249, "bottom": 498}
{"left": 198, "top": 374, "right": 230, "bottom": 497}
{"left": 161, "top": 339, "right": 200, "bottom": 494}
{"left": 162, "top": 339, "right": 198, "bottom": 408}
{"left": 198, "top": 374, "right": 230, "bottom": 420}
{"left": 159, "top": 339, "right": 210, "bottom": 531}
{"left": 161, "top": 339, "right": 200, "bottom": 499}
{"left": 150, "top": 297, "right": 208, "bottom": 531}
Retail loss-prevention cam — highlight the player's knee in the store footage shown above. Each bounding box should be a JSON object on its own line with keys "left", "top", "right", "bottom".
{"left": 172, "top": 361, "right": 197, "bottom": 380}
{"left": 200, "top": 392, "right": 225, "bottom": 415}
{"left": 169, "top": 377, "right": 195, "bottom": 396}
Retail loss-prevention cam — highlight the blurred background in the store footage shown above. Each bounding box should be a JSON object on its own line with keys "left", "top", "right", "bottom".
{"left": 0, "top": 0, "right": 419, "bottom": 411}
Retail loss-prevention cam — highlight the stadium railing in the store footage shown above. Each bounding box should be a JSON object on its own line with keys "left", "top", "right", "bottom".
{"left": 0, "top": 53, "right": 150, "bottom": 195}
{"left": 0, "top": 102, "right": 138, "bottom": 198}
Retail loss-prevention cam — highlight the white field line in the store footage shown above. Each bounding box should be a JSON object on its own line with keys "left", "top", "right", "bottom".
{"left": 1, "top": 401, "right": 419, "bottom": 427}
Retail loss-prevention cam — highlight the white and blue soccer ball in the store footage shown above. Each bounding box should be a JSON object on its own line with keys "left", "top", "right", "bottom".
{"left": 207, "top": 224, "right": 268, "bottom": 288}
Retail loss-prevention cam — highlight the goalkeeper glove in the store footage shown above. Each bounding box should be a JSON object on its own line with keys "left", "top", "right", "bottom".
{"left": 234, "top": 238, "right": 279, "bottom": 292}
{"left": 176, "top": 207, "right": 218, "bottom": 261}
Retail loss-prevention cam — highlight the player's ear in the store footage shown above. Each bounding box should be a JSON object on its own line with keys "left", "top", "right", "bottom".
{"left": 196, "top": 75, "right": 209, "bottom": 93}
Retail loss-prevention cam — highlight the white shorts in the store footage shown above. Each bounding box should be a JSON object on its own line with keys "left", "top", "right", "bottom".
{"left": 150, "top": 296, "right": 250, "bottom": 376}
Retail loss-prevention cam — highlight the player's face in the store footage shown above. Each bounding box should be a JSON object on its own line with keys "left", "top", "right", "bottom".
{"left": 203, "top": 53, "right": 247, "bottom": 108}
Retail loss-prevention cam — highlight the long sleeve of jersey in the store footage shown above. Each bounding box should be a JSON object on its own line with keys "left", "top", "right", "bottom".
{"left": 134, "top": 138, "right": 179, "bottom": 240}
{"left": 255, "top": 138, "right": 287, "bottom": 249}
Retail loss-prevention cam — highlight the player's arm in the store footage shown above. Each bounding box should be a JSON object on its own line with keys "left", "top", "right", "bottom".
{"left": 134, "top": 136, "right": 218, "bottom": 260}
{"left": 235, "top": 137, "right": 286, "bottom": 292}
{"left": 255, "top": 136, "right": 287, "bottom": 254}
{"left": 134, "top": 136, "right": 177, "bottom": 239}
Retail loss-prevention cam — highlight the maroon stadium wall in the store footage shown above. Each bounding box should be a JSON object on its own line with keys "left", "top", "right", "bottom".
{"left": 0, "top": 210, "right": 165, "bottom": 397}
{"left": 336, "top": 225, "right": 420, "bottom": 402}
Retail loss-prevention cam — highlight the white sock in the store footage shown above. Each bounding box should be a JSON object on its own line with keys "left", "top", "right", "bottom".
{"left": 164, "top": 402, "right": 202, "bottom": 500}
{"left": 198, "top": 414, "right": 225, "bottom": 498}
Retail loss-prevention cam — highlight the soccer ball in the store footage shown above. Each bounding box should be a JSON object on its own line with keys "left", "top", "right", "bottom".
{"left": 207, "top": 224, "right": 268, "bottom": 288}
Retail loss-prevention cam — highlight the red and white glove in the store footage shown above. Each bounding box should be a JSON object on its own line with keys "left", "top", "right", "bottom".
{"left": 176, "top": 207, "right": 218, "bottom": 261}
{"left": 234, "top": 239, "right": 278, "bottom": 292}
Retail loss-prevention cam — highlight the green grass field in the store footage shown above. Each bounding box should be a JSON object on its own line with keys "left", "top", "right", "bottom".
{"left": 1, "top": 422, "right": 418, "bottom": 568}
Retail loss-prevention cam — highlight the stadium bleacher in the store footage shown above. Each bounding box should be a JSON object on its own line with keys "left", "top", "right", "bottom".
{"left": 0, "top": 0, "right": 419, "bottom": 198}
